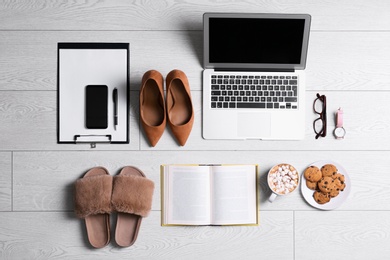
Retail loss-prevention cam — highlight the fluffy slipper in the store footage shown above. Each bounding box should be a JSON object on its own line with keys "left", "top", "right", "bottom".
{"left": 111, "top": 166, "right": 154, "bottom": 247}
{"left": 74, "top": 167, "right": 112, "bottom": 248}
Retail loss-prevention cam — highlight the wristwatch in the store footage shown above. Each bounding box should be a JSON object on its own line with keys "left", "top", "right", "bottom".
{"left": 334, "top": 108, "right": 346, "bottom": 139}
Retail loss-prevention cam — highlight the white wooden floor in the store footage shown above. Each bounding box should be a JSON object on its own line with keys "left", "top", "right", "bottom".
{"left": 1, "top": 1, "right": 390, "bottom": 259}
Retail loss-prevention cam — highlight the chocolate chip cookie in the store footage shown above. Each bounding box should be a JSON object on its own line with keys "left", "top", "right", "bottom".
{"left": 321, "top": 164, "right": 338, "bottom": 177}
{"left": 304, "top": 166, "right": 322, "bottom": 182}
{"left": 305, "top": 180, "right": 318, "bottom": 190}
{"left": 313, "top": 191, "right": 331, "bottom": 204}
{"left": 318, "top": 177, "right": 335, "bottom": 193}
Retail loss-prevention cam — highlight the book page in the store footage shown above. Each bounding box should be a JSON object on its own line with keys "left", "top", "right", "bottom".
{"left": 211, "top": 165, "right": 258, "bottom": 225}
{"left": 163, "top": 166, "right": 211, "bottom": 225}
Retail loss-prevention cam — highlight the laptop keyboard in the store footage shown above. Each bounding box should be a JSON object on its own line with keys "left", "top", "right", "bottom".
{"left": 210, "top": 74, "right": 299, "bottom": 109}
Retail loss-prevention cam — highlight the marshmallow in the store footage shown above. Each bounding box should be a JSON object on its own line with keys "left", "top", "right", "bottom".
{"left": 268, "top": 164, "right": 299, "bottom": 195}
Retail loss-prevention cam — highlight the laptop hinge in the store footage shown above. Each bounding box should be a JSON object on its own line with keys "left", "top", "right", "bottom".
{"left": 214, "top": 68, "right": 295, "bottom": 73}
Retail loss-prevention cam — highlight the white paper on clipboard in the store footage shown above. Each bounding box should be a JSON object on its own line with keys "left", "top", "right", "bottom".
{"left": 57, "top": 43, "right": 129, "bottom": 144}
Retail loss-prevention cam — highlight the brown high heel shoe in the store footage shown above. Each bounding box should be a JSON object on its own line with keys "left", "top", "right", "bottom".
{"left": 166, "top": 69, "right": 194, "bottom": 146}
{"left": 139, "top": 70, "right": 166, "bottom": 146}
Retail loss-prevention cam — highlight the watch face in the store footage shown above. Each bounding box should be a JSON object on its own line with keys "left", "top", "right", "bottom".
{"left": 334, "top": 127, "right": 346, "bottom": 138}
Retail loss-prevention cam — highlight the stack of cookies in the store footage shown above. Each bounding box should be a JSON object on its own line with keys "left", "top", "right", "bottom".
{"left": 304, "top": 164, "right": 346, "bottom": 204}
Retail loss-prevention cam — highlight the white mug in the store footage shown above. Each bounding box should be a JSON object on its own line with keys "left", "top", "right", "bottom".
{"left": 267, "top": 163, "right": 299, "bottom": 202}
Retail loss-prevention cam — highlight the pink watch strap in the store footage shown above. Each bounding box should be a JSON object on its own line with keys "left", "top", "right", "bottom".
{"left": 336, "top": 108, "right": 343, "bottom": 128}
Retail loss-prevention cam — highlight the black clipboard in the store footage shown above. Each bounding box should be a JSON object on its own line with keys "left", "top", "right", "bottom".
{"left": 57, "top": 43, "right": 130, "bottom": 145}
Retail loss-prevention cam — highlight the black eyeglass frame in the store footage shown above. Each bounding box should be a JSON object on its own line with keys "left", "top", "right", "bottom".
{"left": 313, "top": 93, "right": 327, "bottom": 139}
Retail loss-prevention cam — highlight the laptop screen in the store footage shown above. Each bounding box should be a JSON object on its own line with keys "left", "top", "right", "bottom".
{"left": 204, "top": 13, "right": 311, "bottom": 70}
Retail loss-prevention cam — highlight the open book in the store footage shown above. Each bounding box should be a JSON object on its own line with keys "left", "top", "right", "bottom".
{"left": 161, "top": 164, "right": 259, "bottom": 226}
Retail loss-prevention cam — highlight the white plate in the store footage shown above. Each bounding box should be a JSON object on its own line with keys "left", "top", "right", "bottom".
{"left": 301, "top": 160, "right": 351, "bottom": 210}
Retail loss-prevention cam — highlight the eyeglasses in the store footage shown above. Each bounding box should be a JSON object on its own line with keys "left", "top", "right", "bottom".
{"left": 313, "top": 93, "right": 327, "bottom": 139}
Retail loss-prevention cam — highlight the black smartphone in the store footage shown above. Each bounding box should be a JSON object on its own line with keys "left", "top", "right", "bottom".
{"left": 85, "top": 85, "right": 108, "bottom": 129}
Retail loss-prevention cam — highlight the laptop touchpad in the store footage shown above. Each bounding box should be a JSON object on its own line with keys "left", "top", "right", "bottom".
{"left": 237, "top": 112, "right": 271, "bottom": 138}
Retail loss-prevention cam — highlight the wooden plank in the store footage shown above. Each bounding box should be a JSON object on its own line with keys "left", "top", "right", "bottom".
{"left": 0, "top": 152, "right": 11, "bottom": 211}
{"left": 0, "top": 211, "right": 293, "bottom": 259}
{"left": 143, "top": 91, "right": 390, "bottom": 151}
{"left": 0, "top": 91, "right": 140, "bottom": 151}
{"left": 12, "top": 151, "right": 390, "bottom": 211}
{"left": 306, "top": 32, "right": 390, "bottom": 91}
{"left": 0, "top": 0, "right": 389, "bottom": 31}
{"left": 0, "top": 31, "right": 202, "bottom": 91}
{"left": 1, "top": 31, "right": 390, "bottom": 91}
{"left": 295, "top": 211, "right": 390, "bottom": 259}
{"left": 1, "top": 90, "right": 390, "bottom": 151}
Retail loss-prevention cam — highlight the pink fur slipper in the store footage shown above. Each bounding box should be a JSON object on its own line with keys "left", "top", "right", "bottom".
{"left": 111, "top": 166, "right": 154, "bottom": 247}
{"left": 74, "top": 167, "right": 112, "bottom": 248}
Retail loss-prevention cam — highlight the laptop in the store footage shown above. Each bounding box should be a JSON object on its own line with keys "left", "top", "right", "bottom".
{"left": 202, "top": 13, "right": 311, "bottom": 140}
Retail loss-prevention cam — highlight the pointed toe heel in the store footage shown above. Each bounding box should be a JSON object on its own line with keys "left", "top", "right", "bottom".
{"left": 166, "top": 69, "right": 194, "bottom": 146}
{"left": 140, "top": 70, "right": 166, "bottom": 147}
